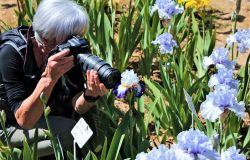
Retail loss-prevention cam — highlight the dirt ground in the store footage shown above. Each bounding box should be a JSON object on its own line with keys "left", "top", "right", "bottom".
{"left": 0, "top": 0, "right": 249, "bottom": 65}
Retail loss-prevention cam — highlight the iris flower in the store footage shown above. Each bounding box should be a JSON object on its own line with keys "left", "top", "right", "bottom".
{"left": 150, "top": 0, "right": 184, "bottom": 20}
{"left": 136, "top": 129, "right": 222, "bottom": 160}
{"left": 113, "top": 70, "right": 145, "bottom": 98}
{"left": 200, "top": 84, "right": 245, "bottom": 122}
{"left": 221, "top": 146, "right": 246, "bottom": 160}
{"left": 152, "top": 33, "right": 178, "bottom": 54}
{"left": 203, "top": 48, "right": 235, "bottom": 70}
{"left": 208, "top": 68, "right": 238, "bottom": 89}
{"left": 177, "top": 129, "right": 220, "bottom": 160}
{"left": 135, "top": 144, "right": 193, "bottom": 160}
{"left": 227, "top": 29, "right": 250, "bottom": 53}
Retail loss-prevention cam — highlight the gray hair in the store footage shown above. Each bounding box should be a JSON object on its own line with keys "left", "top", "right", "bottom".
{"left": 32, "top": 0, "right": 89, "bottom": 45}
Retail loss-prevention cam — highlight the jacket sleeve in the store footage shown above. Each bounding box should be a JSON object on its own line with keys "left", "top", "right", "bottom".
{"left": 0, "top": 45, "right": 27, "bottom": 113}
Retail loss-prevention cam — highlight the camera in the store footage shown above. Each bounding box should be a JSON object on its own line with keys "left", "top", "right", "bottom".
{"left": 48, "top": 36, "right": 121, "bottom": 89}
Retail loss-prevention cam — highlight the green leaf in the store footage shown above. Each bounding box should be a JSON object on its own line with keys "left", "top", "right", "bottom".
{"left": 106, "top": 113, "right": 130, "bottom": 160}
{"left": 66, "top": 151, "right": 74, "bottom": 160}
{"left": 191, "top": 11, "right": 200, "bottom": 34}
{"left": 240, "top": 53, "right": 250, "bottom": 102}
{"left": 137, "top": 96, "right": 145, "bottom": 113}
{"left": 32, "top": 128, "right": 38, "bottom": 160}
{"left": 0, "top": 110, "right": 6, "bottom": 128}
{"left": 84, "top": 151, "right": 98, "bottom": 160}
{"left": 44, "top": 106, "right": 51, "bottom": 117}
{"left": 100, "top": 137, "right": 108, "bottom": 160}
{"left": 22, "top": 138, "right": 32, "bottom": 160}
{"left": 243, "top": 127, "right": 250, "bottom": 149}
{"left": 0, "top": 141, "right": 12, "bottom": 155}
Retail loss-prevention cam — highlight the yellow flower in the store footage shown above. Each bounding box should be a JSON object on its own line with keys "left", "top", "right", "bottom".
{"left": 178, "top": 0, "right": 210, "bottom": 9}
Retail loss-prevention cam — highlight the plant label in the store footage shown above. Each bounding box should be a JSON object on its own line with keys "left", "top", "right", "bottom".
{"left": 71, "top": 118, "right": 93, "bottom": 148}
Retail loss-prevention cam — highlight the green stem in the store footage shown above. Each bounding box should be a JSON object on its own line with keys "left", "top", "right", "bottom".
{"left": 16, "top": 0, "right": 21, "bottom": 14}
{"left": 44, "top": 108, "right": 60, "bottom": 159}
{"left": 202, "top": 11, "right": 205, "bottom": 45}
{"left": 127, "top": 93, "right": 135, "bottom": 159}
{"left": 186, "top": 10, "right": 191, "bottom": 56}
{"left": 240, "top": 53, "right": 250, "bottom": 102}
{"left": 129, "top": 109, "right": 134, "bottom": 160}
{"left": 218, "top": 119, "right": 224, "bottom": 152}
{"left": 40, "top": 93, "right": 62, "bottom": 160}
{"left": 232, "top": 18, "right": 237, "bottom": 60}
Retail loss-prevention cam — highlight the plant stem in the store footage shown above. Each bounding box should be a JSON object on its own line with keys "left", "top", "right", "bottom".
{"left": 16, "top": 0, "right": 21, "bottom": 14}
{"left": 127, "top": 93, "right": 135, "bottom": 160}
{"left": 129, "top": 109, "right": 134, "bottom": 160}
{"left": 44, "top": 107, "right": 60, "bottom": 159}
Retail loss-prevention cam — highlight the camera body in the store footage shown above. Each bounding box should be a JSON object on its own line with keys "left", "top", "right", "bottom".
{"left": 49, "top": 36, "right": 121, "bottom": 89}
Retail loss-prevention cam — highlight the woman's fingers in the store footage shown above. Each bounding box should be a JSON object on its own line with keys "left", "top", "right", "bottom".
{"left": 86, "top": 70, "right": 91, "bottom": 89}
{"left": 49, "top": 49, "right": 70, "bottom": 61}
{"left": 94, "top": 71, "right": 100, "bottom": 85}
{"left": 99, "top": 84, "right": 109, "bottom": 96}
{"left": 85, "top": 70, "right": 109, "bottom": 97}
{"left": 87, "top": 70, "right": 97, "bottom": 89}
{"left": 45, "top": 51, "right": 74, "bottom": 81}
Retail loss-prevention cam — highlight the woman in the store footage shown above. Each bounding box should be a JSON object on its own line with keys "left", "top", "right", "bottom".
{"left": 0, "top": 0, "right": 108, "bottom": 157}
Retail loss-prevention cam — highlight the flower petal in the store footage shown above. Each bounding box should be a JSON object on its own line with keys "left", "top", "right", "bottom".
{"left": 133, "top": 81, "right": 145, "bottom": 97}
{"left": 200, "top": 99, "right": 224, "bottom": 122}
{"left": 113, "top": 84, "right": 129, "bottom": 98}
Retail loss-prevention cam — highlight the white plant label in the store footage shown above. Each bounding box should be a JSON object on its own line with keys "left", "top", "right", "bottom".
{"left": 71, "top": 118, "right": 93, "bottom": 148}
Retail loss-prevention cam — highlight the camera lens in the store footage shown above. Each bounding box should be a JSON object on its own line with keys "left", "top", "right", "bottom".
{"left": 77, "top": 54, "right": 121, "bottom": 89}
{"left": 99, "top": 67, "right": 121, "bottom": 89}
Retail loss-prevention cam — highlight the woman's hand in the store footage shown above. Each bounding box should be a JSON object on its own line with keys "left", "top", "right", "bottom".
{"left": 85, "top": 70, "right": 109, "bottom": 97}
{"left": 42, "top": 49, "right": 74, "bottom": 83}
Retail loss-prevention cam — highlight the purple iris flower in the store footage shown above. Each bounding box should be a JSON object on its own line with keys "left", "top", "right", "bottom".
{"left": 113, "top": 70, "right": 145, "bottom": 98}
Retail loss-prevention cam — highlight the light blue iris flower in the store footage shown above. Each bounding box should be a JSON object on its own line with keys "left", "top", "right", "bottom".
{"left": 135, "top": 129, "right": 246, "bottom": 160}
{"left": 208, "top": 68, "right": 238, "bottom": 89}
{"left": 227, "top": 29, "right": 250, "bottom": 53}
{"left": 152, "top": 33, "right": 178, "bottom": 54}
{"left": 203, "top": 48, "right": 235, "bottom": 70}
{"left": 177, "top": 129, "right": 220, "bottom": 160}
{"left": 200, "top": 84, "right": 245, "bottom": 122}
{"left": 135, "top": 144, "right": 193, "bottom": 160}
{"left": 136, "top": 129, "right": 221, "bottom": 160}
{"left": 221, "top": 146, "right": 246, "bottom": 160}
{"left": 150, "top": 0, "right": 184, "bottom": 20}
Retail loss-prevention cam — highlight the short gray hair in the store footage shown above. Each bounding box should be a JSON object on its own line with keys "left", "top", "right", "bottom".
{"left": 32, "top": 0, "right": 89, "bottom": 44}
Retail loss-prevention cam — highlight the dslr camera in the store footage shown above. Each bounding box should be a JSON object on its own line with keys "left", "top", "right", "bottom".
{"left": 48, "top": 36, "right": 121, "bottom": 89}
